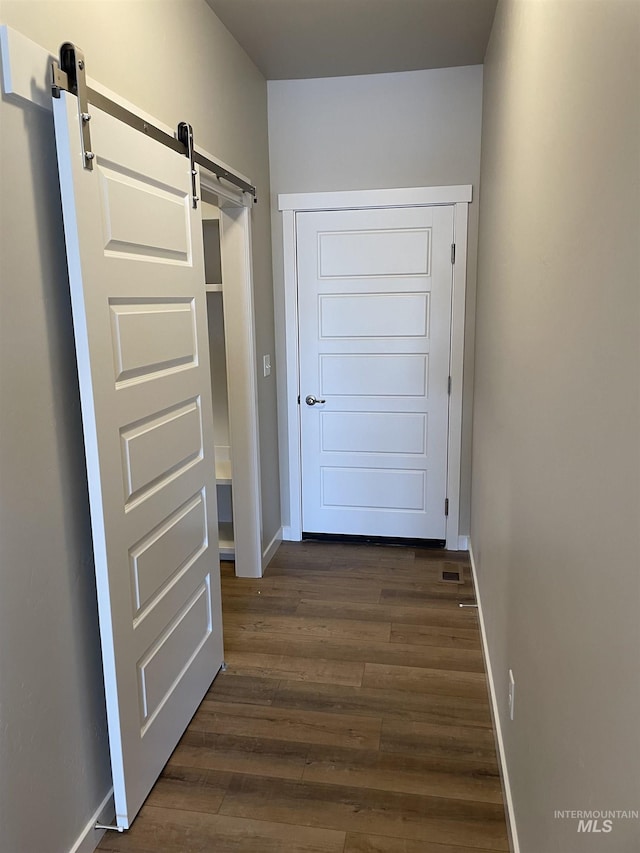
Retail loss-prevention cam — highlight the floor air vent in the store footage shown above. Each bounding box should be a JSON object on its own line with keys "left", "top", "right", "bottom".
{"left": 440, "top": 568, "right": 463, "bottom": 584}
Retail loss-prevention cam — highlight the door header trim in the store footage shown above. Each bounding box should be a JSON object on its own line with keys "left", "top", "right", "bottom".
{"left": 278, "top": 185, "right": 472, "bottom": 212}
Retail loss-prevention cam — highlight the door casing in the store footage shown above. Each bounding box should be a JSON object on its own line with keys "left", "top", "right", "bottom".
{"left": 199, "top": 176, "right": 265, "bottom": 578}
{"left": 278, "top": 186, "right": 471, "bottom": 551}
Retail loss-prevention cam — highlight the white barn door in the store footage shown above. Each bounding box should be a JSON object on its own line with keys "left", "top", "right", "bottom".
{"left": 53, "top": 91, "right": 223, "bottom": 827}
{"left": 298, "top": 205, "right": 454, "bottom": 540}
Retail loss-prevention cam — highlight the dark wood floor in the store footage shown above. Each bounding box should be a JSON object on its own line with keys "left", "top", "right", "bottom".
{"left": 100, "top": 541, "right": 508, "bottom": 853}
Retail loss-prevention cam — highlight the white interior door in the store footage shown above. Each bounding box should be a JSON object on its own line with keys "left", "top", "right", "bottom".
{"left": 297, "top": 205, "right": 454, "bottom": 540}
{"left": 53, "top": 91, "right": 223, "bottom": 827}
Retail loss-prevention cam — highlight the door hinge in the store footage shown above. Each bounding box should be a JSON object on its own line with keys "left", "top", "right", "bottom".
{"left": 451, "top": 243, "right": 456, "bottom": 264}
{"left": 448, "top": 376, "right": 452, "bottom": 395}
{"left": 445, "top": 498, "right": 449, "bottom": 517}
{"left": 297, "top": 395, "right": 300, "bottom": 405}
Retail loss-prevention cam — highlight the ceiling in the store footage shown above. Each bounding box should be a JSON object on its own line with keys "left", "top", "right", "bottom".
{"left": 205, "top": 0, "right": 498, "bottom": 80}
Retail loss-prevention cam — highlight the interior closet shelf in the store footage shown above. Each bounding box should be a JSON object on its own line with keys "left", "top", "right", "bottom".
{"left": 218, "top": 521, "right": 235, "bottom": 559}
{"left": 215, "top": 458, "right": 232, "bottom": 485}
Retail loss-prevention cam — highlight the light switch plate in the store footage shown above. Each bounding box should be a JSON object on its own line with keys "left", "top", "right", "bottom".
{"left": 263, "top": 354, "right": 271, "bottom": 377}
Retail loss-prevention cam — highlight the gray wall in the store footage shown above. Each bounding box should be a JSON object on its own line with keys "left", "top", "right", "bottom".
{"left": 472, "top": 1, "right": 640, "bottom": 851}
{"left": 268, "top": 66, "right": 484, "bottom": 535}
{"left": 0, "top": 2, "right": 277, "bottom": 850}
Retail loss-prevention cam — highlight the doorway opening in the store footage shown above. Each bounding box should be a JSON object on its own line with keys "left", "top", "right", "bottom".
{"left": 199, "top": 179, "right": 263, "bottom": 579}
{"left": 278, "top": 186, "right": 471, "bottom": 551}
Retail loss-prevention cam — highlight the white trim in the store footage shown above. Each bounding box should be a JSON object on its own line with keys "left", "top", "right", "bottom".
{"left": 68, "top": 789, "right": 114, "bottom": 853}
{"left": 214, "top": 199, "right": 263, "bottom": 579}
{"left": 200, "top": 171, "right": 253, "bottom": 208}
{"left": 262, "top": 527, "right": 283, "bottom": 570}
{"left": 281, "top": 210, "right": 303, "bottom": 540}
{"left": 279, "top": 185, "right": 472, "bottom": 211}
{"left": 184, "top": 163, "right": 261, "bottom": 581}
{"left": 282, "top": 525, "right": 300, "bottom": 542}
{"left": 468, "top": 543, "right": 521, "bottom": 853}
{"left": 444, "top": 201, "right": 469, "bottom": 550}
{"left": 200, "top": 179, "right": 263, "bottom": 578}
{"left": 277, "top": 186, "right": 470, "bottom": 549}
{"left": 0, "top": 24, "right": 53, "bottom": 110}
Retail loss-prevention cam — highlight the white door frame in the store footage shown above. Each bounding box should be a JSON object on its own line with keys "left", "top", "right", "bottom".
{"left": 199, "top": 175, "right": 264, "bottom": 579}
{"left": 278, "top": 186, "right": 471, "bottom": 551}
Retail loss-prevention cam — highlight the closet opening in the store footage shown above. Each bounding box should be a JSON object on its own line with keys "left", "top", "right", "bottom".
{"left": 202, "top": 200, "right": 234, "bottom": 561}
{"left": 199, "top": 179, "right": 263, "bottom": 579}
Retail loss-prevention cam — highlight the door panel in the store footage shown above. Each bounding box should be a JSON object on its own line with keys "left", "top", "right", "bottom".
{"left": 129, "top": 492, "right": 207, "bottom": 614}
{"left": 320, "top": 412, "right": 427, "bottom": 455}
{"left": 321, "top": 467, "right": 427, "bottom": 510}
{"left": 320, "top": 353, "right": 428, "bottom": 398}
{"left": 109, "top": 299, "right": 197, "bottom": 384}
{"left": 137, "top": 580, "right": 212, "bottom": 728}
{"left": 53, "top": 91, "right": 223, "bottom": 828}
{"left": 120, "top": 398, "right": 203, "bottom": 505}
{"left": 319, "top": 292, "right": 429, "bottom": 338}
{"left": 298, "top": 206, "right": 454, "bottom": 540}
{"left": 318, "top": 226, "right": 431, "bottom": 277}
{"left": 98, "top": 163, "right": 191, "bottom": 261}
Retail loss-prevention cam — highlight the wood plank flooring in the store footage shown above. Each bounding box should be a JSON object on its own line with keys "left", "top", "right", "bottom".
{"left": 99, "top": 541, "right": 508, "bottom": 853}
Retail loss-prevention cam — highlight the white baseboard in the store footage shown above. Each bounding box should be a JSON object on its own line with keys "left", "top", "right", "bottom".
{"left": 68, "top": 788, "right": 114, "bottom": 853}
{"left": 262, "top": 527, "right": 283, "bottom": 569}
{"left": 468, "top": 542, "right": 520, "bottom": 853}
{"left": 281, "top": 525, "right": 301, "bottom": 542}
{"left": 457, "top": 535, "right": 469, "bottom": 550}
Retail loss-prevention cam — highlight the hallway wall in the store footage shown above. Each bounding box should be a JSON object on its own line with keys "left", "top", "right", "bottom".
{"left": 472, "top": 1, "right": 640, "bottom": 850}
{"left": 0, "top": 2, "right": 275, "bottom": 850}
{"left": 268, "top": 66, "right": 483, "bottom": 536}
